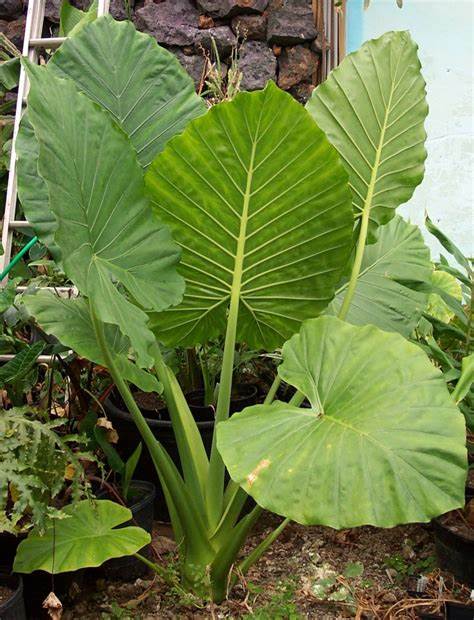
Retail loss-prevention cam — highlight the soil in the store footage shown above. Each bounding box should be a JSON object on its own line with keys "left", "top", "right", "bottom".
{"left": 62, "top": 513, "right": 474, "bottom": 620}
{"left": 133, "top": 391, "right": 167, "bottom": 413}
{"left": 0, "top": 583, "right": 14, "bottom": 605}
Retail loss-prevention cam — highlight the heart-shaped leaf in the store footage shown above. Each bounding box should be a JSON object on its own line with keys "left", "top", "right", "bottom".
{"left": 329, "top": 215, "right": 432, "bottom": 336}
{"left": 23, "top": 62, "right": 184, "bottom": 365}
{"left": 217, "top": 316, "right": 466, "bottom": 527}
{"left": 306, "top": 31, "right": 428, "bottom": 237}
{"left": 14, "top": 499, "right": 150, "bottom": 573}
{"left": 147, "top": 81, "right": 353, "bottom": 349}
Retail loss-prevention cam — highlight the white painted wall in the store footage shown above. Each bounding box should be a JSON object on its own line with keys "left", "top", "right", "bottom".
{"left": 346, "top": 0, "right": 473, "bottom": 258}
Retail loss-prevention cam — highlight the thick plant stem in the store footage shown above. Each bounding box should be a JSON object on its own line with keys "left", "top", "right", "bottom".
{"left": 206, "top": 137, "right": 258, "bottom": 527}
{"left": 152, "top": 343, "right": 209, "bottom": 515}
{"left": 206, "top": 281, "right": 240, "bottom": 526}
{"left": 89, "top": 306, "right": 213, "bottom": 569}
{"left": 264, "top": 374, "right": 281, "bottom": 404}
{"left": 338, "top": 206, "right": 370, "bottom": 321}
{"left": 134, "top": 553, "right": 177, "bottom": 588}
{"left": 235, "top": 517, "right": 290, "bottom": 582}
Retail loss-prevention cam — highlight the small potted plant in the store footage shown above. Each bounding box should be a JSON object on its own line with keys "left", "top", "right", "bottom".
{"left": 0, "top": 407, "right": 93, "bottom": 615}
{"left": 91, "top": 422, "right": 156, "bottom": 580}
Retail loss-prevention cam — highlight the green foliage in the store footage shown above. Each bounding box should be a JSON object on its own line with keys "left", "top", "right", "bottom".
{"left": 415, "top": 216, "right": 473, "bottom": 429}
{"left": 0, "top": 341, "right": 44, "bottom": 405}
{"left": 384, "top": 553, "right": 436, "bottom": 582}
{"left": 307, "top": 31, "right": 427, "bottom": 239}
{"left": 23, "top": 292, "right": 162, "bottom": 393}
{"left": 0, "top": 57, "right": 20, "bottom": 90}
{"left": 93, "top": 423, "right": 142, "bottom": 502}
{"left": 329, "top": 216, "right": 432, "bottom": 336}
{"left": 427, "top": 270, "right": 463, "bottom": 323}
{"left": 59, "top": 0, "right": 97, "bottom": 37}
{"left": 217, "top": 316, "right": 466, "bottom": 527}
{"left": 243, "top": 578, "right": 301, "bottom": 620}
{"left": 147, "top": 81, "right": 353, "bottom": 349}
{"left": 19, "top": 18, "right": 466, "bottom": 604}
{"left": 0, "top": 408, "right": 90, "bottom": 534}
{"left": 14, "top": 499, "right": 150, "bottom": 573}
{"left": 16, "top": 16, "right": 205, "bottom": 257}
{"left": 203, "top": 36, "right": 242, "bottom": 103}
{"left": 23, "top": 60, "right": 184, "bottom": 367}
{"left": 0, "top": 32, "right": 20, "bottom": 89}
{"left": 344, "top": 562, "right": 364, "bottom": 579}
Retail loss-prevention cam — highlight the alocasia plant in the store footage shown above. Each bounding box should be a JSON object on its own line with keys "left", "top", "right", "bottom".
{"left": 19, "top": 18, "right": 467, "bottom": 602}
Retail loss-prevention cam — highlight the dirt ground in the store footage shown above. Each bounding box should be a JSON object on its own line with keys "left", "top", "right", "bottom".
{"left": 63, "top": 513, "right": 473, "bottom": 620}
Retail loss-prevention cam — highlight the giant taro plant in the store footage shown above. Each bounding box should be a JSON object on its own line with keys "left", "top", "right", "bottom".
{"left": 18, "top": 18, "right": 467, "bottom": 601}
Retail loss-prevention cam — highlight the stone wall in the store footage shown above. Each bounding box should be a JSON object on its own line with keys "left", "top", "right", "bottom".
{"left": 0, "top": 0, "right": 322, "bottom": 102}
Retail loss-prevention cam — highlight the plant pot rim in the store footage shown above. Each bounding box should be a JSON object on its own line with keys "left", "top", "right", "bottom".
{"left": 433, "top": 515, "right": 474, "bottom": 546}
{"left": 96, "top": 480, "right": 156, "bottom": 512}
{"left": 0, "top": 571, "right": 23, "bottom": 613}
{"left": 105, "top": 395, "right": 215, "bottom": 430}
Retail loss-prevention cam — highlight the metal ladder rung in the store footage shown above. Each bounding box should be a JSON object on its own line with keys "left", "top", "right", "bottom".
{"left": 15, "top": 286, "right": 78, "bottom": 294}
{"left": 9, "top": 220, "right": 32, "bottom": 229}
{"left": 29, "top": 36, "right": 66, "bottom": 49}
{"left": 0, "top": 353, "right": 69, "bottom": 363}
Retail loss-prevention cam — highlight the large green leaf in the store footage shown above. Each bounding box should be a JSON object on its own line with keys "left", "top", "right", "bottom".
{"left": 306, "top": 31, "right": 428, "bottom": 237}
{"left": 147, "top": 81, "right": 353, "bottom": 349}
{"left": 50, "top": 15, "right": 206, "bottom": 167}
{"left": 329, "top": 216, "right": 432, "bottom": 336}
{"left": 23, "top": 62, "right": 184, "bottom": 365}
{"left": 16, "top": 115, "right": 60, "bottom": 261}
{"left": 17, "top": 15, "right": 205, "bottom": 256}
{"left": 217, "top": 316, "right": 467, "bottom": 527}
{"left": 14, "top": 499, "right": 150, "bottom": 573}
{"left": 24, "top": 291, "right": 161, "bottom": 393}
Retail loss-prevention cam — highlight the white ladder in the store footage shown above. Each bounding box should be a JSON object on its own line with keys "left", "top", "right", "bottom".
{"left": 0, "top": 0, "right": 109, "bottom": 362}
{"left": 1, "top": 0, "right": 110, "bottom": 277}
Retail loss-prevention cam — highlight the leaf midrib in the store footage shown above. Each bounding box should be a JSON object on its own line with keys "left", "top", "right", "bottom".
{"left": 335, "top": 224, "right": 413, "bottom": 295}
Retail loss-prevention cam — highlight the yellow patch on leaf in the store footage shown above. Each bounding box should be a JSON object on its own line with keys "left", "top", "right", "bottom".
{"left": 246, "top": 459, "right": 271, "bottom": 487}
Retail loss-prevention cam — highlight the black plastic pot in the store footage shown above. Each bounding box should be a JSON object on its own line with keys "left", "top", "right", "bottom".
{"left": 106, "top": 384, "right": 258, "bottom": 519}
{"left": 0, "top": 533, "right": 22, "bottom": 572}
{"left": 417, "top": 604, "right": 474, "bottom": 620}
{"left": 0, "top": 572, "right": 25, "bottom": 620}
{"left": 446, "top": 602, "right": 474, "bottom": 620}
{"left": 22, "top": 570, "right": 84, "bottom": 619}
{"left": 0, "top": 537, "right": 82, "bottom": 619}
{"left": 466, "top": 469, "right": 474, "bottom": 501}
{"left": 433, "top": 516, "right": 474, "bottom": 587}
{"left": 97, "top": 480, "right": 155, "bottom": 582}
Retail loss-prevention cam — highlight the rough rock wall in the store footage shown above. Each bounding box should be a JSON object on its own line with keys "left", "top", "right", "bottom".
{"left": 0, "top": 0, "right": 322, "bottom": 102}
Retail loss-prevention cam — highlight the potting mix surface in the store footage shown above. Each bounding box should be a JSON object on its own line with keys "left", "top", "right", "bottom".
{"left": 62, "top": 512, "right": 474, "bottom": 619}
